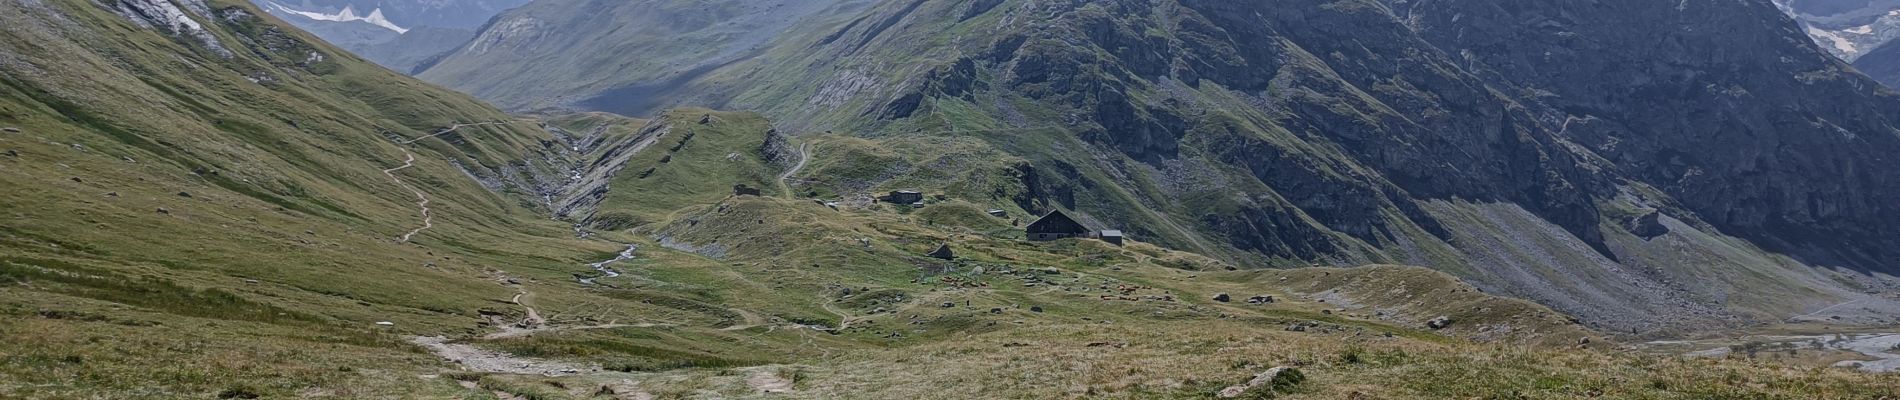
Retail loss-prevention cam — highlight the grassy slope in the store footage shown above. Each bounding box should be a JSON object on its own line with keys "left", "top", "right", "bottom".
{"left": 589, "top": 0, "right": 1900, "bottom": 334}
{"left": 2, "top": 0, "right": 1896, "bottom": 398}
{"left": 0, "top": 0, "right": 735, "bottom": 397}
{"left": 465, "top": 195, "right": 1899, "bottom": 399}
{"left": 584, "top": 108, "right": 781, "bottom": 229}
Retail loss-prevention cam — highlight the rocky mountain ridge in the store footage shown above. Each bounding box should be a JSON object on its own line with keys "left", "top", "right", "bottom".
{"left": 252, "top": 0, "right": 519, "bottom": 72}
{"left": 418, "top": 0, "right": 1900, "bottom": 335}
{"left": 6, "top": 0, "right": 1900, "bottom": 397}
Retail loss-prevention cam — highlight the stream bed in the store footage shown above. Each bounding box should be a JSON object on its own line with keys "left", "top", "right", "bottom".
{"left": 577, "top": 245, "right": 635, "bottom": 285}
{"left": 1650, "top": 333, "right": 1900, "bottom": 373}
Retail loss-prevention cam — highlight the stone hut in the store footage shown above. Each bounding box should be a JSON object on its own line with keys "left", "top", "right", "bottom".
{"left": 733, "top": 184, "right": 763, "bottom": 197}
{"left": 927, "top": 243, "right": 955, "bottom": 260}
{"left": 881, "top": 190, "right": 924, "bottom": 204}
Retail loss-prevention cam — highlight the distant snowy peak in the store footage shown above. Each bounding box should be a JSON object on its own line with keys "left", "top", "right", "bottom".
{"left": 264, "top": 1, "right": 407, "bottom": 33}
{"left": 1777, "top": 0, "right": 1900, "bottom": 61}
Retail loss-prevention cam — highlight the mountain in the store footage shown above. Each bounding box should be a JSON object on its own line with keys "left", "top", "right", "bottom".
{"left": 264, "top": 0, "right": 526, "bottom": 30}
{"left": 353, "top": 25, "right": 476, "bottom": 73}
{"left": 1775, "top": 0, "right": 1900, "bottom": 61}
{"left": 1772, "top": 0, "right": 1900, "bottom": 85}
{"left": 9, "top": 0, "right": 1900, "bottom": 397}
{"left": 255, "top": 0, "right": 517, "bottom": 72}
{"left": 417, "top": 0, "right": 874, "bottom": 112}
{"left": 421, "top": 0, "right": 1900, "bottom": 336}
{"left": 1856, "top": 38, "right": 1900, "bottom": 86}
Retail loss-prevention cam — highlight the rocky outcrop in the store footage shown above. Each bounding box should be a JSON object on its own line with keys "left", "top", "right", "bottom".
{"left": 553, "top": 122, "right": 671, "bottom": 221}
{"left": 107, "top": 0, "right": 232, "bottom": 57}
{"left": 1626, "top": 211, "right": 1670, "bottom": 240}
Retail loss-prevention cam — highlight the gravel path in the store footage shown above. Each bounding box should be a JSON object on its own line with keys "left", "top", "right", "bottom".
{"left": 410, "top": 336, "right": 598, "bottom": 376}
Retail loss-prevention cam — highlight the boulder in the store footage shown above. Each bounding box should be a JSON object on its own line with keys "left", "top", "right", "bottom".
{"left": 2, "top": 127, "right": 20, "bottom": 133}
{"left": 1626, "top": 211, "right": 1670, "bottom": 239}
{"left": 1217, "top": 366, "right": 1304, "bottom": 398}
{"left": 1246, "top": 295, "right": 1274, "bottom": 304}
{"left": 1427, "top": 316, "right": 1453, "bottom": 330}
{"left": 1212, "top": 293, "right": 1231, "bottom": 302}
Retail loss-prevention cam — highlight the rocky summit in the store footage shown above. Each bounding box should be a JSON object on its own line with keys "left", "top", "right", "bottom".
{"left": 3, "top": 0, "right": 1899, "bottom": 398}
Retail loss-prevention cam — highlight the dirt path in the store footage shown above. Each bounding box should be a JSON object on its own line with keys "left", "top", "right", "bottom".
{"left": 509, "top": 291, "right": 545, "bottom": 329}
{"left": 817, "top": 302, "right": 860, "bottom": 331}
{"left": 411, "top": 336, "right": 597, "bottom": 376}
{"left": 381, "top": 150, "right": 433, "bottom": 243}
{"left": 400, "top": 121, "right": 506, "bottom": 145}
{"left": 721, "top": 308, "right": 771, "bottom": 331}
{"left": 482, "top": 322, "right": 675, "bottom": 340}
{"left": 777, "top": 142, "right": 811, "bottom": 197}
{"left": 380, "top": 122, "right": 504, "bottom": 243}
{"left": 1788, "top": 298, "right": 1866, "bottom": 322}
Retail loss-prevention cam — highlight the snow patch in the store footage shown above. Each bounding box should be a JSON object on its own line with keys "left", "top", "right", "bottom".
{"left": 262, "top": 1, "right": 408, "bottom": 34}
{"left": 1807, "top": 26, "right": 1860, "bottom": 56}
{"left": 107, "top": 0, "right": 232, "bottom": 58}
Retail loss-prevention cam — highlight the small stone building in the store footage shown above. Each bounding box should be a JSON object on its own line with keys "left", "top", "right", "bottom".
{"left": 882, "top": 190, "right": 924, "bottom": 204}
{"left": 1096, "top": 230, "right": 1124, "bottom": 246}
{"left": 1026, "top": 210, "right": 1091, "bottom": 241}
{"left": 733, "top": 184, "right": 763, "bottom": 197}
{"left": 927, "top": 243, "right": 955, "bottom": 260}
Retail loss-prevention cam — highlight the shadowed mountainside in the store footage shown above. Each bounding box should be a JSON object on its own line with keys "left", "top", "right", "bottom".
{"left": 419, "top": 0, "right": 1900, "bottom": 336}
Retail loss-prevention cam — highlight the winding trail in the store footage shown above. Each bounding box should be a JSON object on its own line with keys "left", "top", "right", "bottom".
{"left": 777, "top": 142, "right": 811, "bottom": 198}
{"left": 511, "top": 291, "right": 544, "bottom": 329}
{"left": 721, "top": 307, "right": 772, "bottom": 331}
{"left": 381, "top": 122, "right": 505, "bottom": 243}
{"left": 382, "top": 151, "right": 432, "bottom": 243}
{"left": 1788, "top": 297, "right": 1866, "bottom": 322}
{"left": 816, "top": 302, "right": 861, "bottom": 331}
{"left": 400, "top": 121, "right": 506, "bottom": 145}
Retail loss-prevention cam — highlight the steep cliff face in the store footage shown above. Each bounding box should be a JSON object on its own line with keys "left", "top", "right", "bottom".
{"left": 1396, "top": 0, "right": 1900, "bottom": 269}
{"left": 422, "top": 0, "right": 1900, "bottom": 334}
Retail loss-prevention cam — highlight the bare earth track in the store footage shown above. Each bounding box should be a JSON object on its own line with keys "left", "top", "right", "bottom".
{"left": 381, "top": 122, "right": 504, "bottom": 242}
